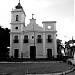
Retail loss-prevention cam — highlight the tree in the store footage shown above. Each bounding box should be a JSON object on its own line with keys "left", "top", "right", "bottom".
{"left": 57, "top": 39, "right": 63, "bottom": 54}
{"left": 0, "top": 26, "right": 10, "bottom": 60}
{"left": 57, "top": 39, "right": 64, "bottom": 59}
{"left": 65, "top": 39, "right": 75, "bottom": 57}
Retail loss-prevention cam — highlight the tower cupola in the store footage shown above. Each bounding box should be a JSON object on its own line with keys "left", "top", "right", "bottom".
{"left": 15, "top": 0, "right": 23, "bottom": 9}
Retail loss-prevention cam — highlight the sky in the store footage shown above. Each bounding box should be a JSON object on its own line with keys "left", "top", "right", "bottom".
{"left": 0, "top": 0, "right": 74, "bottom": 43}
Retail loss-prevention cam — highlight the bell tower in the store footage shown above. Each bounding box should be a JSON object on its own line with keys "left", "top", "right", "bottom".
{"left": 10, "top": 0, "right": 26, "bottom": 58}
{"left": 10, "top": 0, "right": 26, "bottom": 32}
{"left": 42, "top": 21, "right": 57, "bottom": 58}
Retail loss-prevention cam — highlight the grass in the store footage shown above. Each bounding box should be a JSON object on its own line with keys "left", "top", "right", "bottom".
{"left": 0, "top": 61, "right": 74, "bottom": 75}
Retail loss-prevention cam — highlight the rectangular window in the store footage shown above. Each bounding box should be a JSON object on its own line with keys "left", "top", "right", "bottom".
{"left": 47, "top": 35, "right": 52, "bottom": 43}
{"left": 37, "top": 35, "right": 42, "bottom": 43}
{"left": 13, "top": 35, "right": 19, "bottom": 43}
{"left": 23, "top": 35, "right": 29, "bottom": 43}
{"left": 16, "top": 15, "right": 19, "bottom": 21}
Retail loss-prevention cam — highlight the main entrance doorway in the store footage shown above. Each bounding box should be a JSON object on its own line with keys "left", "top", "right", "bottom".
{"left": 47, "top": 48, "right": 52, "bottom": 59}
{"left": 30, "top": 46, "right": 36, "bottom": 59}
{"left": 14, "top": 49, "right": 19, "bottom": 59}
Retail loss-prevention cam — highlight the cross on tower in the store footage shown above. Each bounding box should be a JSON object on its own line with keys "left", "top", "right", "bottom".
{"left": 32, "top": 14, "right": 34, "bottom": 19}
{"left": 19, "top": 0, "right": 20, "bottom": 3}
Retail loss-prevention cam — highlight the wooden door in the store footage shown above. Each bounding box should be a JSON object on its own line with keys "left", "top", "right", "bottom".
{"left": 47, "top": 48, "right": 52, "bottom": 59}
{"left": 30, "top": 46, "right": 36, "bottom": 59}
{"left": 14, "top": 49, "right": 19, "bottom": 59}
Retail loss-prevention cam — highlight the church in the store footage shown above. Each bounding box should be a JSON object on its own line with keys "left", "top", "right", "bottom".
{"left": 10, "top": 1, "right": 57, "bottom": 59}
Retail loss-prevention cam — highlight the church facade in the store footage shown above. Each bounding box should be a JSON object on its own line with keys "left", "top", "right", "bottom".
{"left": 10, "top": 1, "right": 57, "bottom": 59}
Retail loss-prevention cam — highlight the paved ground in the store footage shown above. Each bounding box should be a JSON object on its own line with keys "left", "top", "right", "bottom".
{"left": 0, "top": 61, "right": 74, "bottom": 75}
{"left": 65, "top": 70, "right": 75, "bottom": 75}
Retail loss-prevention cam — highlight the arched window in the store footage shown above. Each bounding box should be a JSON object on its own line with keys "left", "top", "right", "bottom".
{"left": 13, "top": 35, "right": 19, "bottom": 43}
{"left": 48, "top": 35, "right": 51, "bottom": 39}
{"left": 14, "top": 35, "right": 18, "bottom": 40}
{"left": 37, "top": 35, "right": 42, "bottom": 43}
{"left": 47, "top": 35, "right": 52, "bottom": 43}
{"left": 23, "top": 35, "right": 29, "bottom": 43}
{"left": 38, "top": 35, "right": 41, "bottom": 39}
{"left": 16, "top": 15, "right": 19, "bottom": 21}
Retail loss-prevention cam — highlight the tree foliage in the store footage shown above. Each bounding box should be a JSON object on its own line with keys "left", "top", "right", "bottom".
{"left": 65, "top": 39, "right": 75, "bottom": 57}
{"left": 57, "top": 39, "right": 63, "bottom": 54}
{"left": 57, "top": 39, "right": 64, "bottom": 60}
{"left": 0, "top": 26, "right": 10, "bottom": 60}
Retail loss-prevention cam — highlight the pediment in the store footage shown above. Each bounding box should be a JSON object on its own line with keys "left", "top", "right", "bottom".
{"left": 25, "top": 23, "right": 43, "bottom": 31}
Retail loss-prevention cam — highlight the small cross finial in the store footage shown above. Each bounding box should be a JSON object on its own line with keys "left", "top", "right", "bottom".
{"left": 32, "top": 14, "right": 34, "bottom": 19}
{"left": 19, "top": 0, "right": 20, "bottom": 3}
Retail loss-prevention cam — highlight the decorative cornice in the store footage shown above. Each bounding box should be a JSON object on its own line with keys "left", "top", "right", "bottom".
{"left": 42, "top": 21, "right": 56, "bottom": 23}
{"left": 11, "top": 10, "right": 23, "bottom": 12}
{"left": 10, "top": 22, "right": 25, "bottom": 25}
{"left": 22, "top": 30, "right": 57, "bottom": 33}
{"left": 10, "top": 32, "right": 22, "bottom": 34}
{"left": 10, "top": 30, "right": 57, "bottom": 34}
